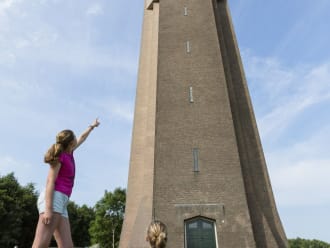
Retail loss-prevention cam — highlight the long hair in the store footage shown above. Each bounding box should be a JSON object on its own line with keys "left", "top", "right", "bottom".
{"left": 44, "top": 130, "right": 75, "bottom": 164}
{"left": 146, "top": 221, "right": 167, "bottom": 248}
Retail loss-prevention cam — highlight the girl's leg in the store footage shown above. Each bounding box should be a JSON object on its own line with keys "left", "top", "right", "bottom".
{"left": 54, "top": 216, "right": 74, "bottom": 248}
{"left": 32, "top": 213, "right": 62, "bottom": 248}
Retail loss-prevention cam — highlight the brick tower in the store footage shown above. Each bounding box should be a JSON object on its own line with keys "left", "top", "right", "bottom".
{"left": 119, "top": 0, "right": 288, "bottom": 247}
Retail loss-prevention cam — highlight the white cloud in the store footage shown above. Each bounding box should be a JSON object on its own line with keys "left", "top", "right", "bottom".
{"left": 1, "top": 41, "right": 137, "bottom": 75}
{"left": 111, "top": 103, "right": 134, "bottom": 121}
{"left": 0, "top": 155, "right": 20, "bottom": 170}
{"left": 0, "top": 154, "right": 49, "bottom": 192}
{"left": 264, "top": 113, "right": 330, "bottom": 207}
{"left": 242, "top": 52, "right": 330, "bottom": 208}
{"left": 0, "top": 155, "right": 33, "bottom": 178}
{"left": 273, "top": 1, "right": 330, "bottom": 56}
{"left": 86, "top": 3, "right": 103, "bottom": 16}
{"left": 91, "top": 98, "right": 134, "bottom": 122}
{"left": 0, "top": 0, "right": 15, "bottom": 15}
{"left": 243, "top": 52, "right": 330, "bottom": 140}
{"left": 0, "top": 77, "right": 53, "bottom": 104}
{"left": 0, "top": 51, "right": 16, "bottom": 66}
{"left": 53, "top": 46, "right": 137, "bottom": 73}
{"left": 270, "top": 159, "right": 330, "bottom": 207}
{"left": 0, "top": 0, "right": 139, "bottom": 80}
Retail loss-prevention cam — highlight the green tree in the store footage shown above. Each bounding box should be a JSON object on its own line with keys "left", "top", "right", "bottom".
{"left": 289, "top": 237, "right": 330, "bottom": 248}
{"left": 89, "top": 188, "right": 126, "bottom": 248}
{"left": 68, "top": 201, "right": 95, "bottom": 247}
{"left": 0, "top": 173, "right": 39, "bottom": 248}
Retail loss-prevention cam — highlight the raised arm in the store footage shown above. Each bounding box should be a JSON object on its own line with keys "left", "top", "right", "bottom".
{"left": 74, "top": 118, "right": 100, "bottom": 151}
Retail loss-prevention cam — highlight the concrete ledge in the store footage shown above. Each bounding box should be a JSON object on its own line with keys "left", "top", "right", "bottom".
{"left": 174, "top": 203, "right": 225, "bottom": 226}
{"left": 146, "top": 0, "right": 159, "bottom": 10}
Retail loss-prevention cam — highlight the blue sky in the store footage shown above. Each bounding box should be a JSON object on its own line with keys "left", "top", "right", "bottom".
{"left": 0, "top": 0, "right": 329, "bottom": 243}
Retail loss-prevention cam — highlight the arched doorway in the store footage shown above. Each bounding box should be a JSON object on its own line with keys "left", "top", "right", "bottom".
{"left": 185, "top": 217, "right": 217, "bottom": 248}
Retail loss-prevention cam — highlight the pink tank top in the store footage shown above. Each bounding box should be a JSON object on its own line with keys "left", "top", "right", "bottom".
{"left": 55, "top": 152, "right": 76, "bottom": 197}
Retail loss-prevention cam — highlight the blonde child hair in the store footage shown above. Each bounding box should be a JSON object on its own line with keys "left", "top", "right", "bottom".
{"left": 146, "top": 220, "right": 167, "bottom": 248}
{"left": 44, "top": 129, "right": 75, "bottom": 163}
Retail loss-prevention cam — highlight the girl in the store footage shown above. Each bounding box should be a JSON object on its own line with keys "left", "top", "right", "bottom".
{"left": 146, "top": 220, "right": 167, "bottom": 248}
{"left": 32, "top": 118, "right": 100, "bottom": 248}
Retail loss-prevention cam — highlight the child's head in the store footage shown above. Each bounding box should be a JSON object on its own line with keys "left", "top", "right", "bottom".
{"left": 55, "top": 130, "right": 76, "bottom": 148}
{"left": 146, "top": 220, "right": 167, "bottom": 248}
{"left": 44, "top": 130, "right": 75, "bottom": 164}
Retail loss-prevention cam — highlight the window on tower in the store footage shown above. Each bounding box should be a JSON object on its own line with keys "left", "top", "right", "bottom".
{"left": 186, "top": 41, "right": 191, "bottom": 53}
{"left": 184, "top": 7, "right": 188, "bottom": 16}
{"left": 185, "top": 217, "right": 218, "bottom": 248}
{"left": 192, "top": 148, "right": 199, "bottom": 172}
{"left": 189, "top": 86, "right": 194, "bottom": 103}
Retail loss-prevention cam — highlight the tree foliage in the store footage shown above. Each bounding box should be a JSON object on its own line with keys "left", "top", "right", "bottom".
{"left": 289, "top": 238, "right": 330, "bottom": 248}
{"left": 0, "top": 173, "right": 39, "bottom": 248}
{"left": 0, "top": 173, "right": 127, "bottom": 248}
{"left": 4, "top": 172, "right": 330, "bottom": 248}
{"left": 68, "top": 201, "right": 95, "bottom": 247}
{"left": 89, "top": 188, "right": 126, "bottom": 248}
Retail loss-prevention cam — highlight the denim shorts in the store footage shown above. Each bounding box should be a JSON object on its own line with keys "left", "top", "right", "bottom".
{"left": 37, "top": 190, "right": 69, "bottom": 218}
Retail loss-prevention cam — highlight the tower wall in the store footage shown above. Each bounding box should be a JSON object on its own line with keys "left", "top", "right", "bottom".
{"left": 120, "top": 0, "right": 288, "bottom": 247}
{"left": 119, "top": 2, "right": 159, "bottom": 247}
{"left": 213, "top": 1, "right": 288, "bottom": 246}
{"left": 153, "top": 0, "right": 255, "bottom": 246}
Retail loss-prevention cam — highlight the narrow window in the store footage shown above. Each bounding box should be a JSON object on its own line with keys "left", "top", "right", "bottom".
{"left": 193, "top": 148, "right": 199, "bottom": 172}
{"left": 185, "top": 217, "right": 217, "bottom": 248}
{"left": 184, "top": 7, "right": 188, "bottom": 16}
{"left": 222, "top": 205, "right": 225, "bottom": 223}
{"left": 189, "top": 86, "right": 194, "bottom": 103}
{"left": 186, "top": 41, "right": 191, "bottom": 53}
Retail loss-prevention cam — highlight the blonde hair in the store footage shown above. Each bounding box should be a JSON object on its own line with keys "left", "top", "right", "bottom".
{"left": 44, "top": 130, "right": 75, "bottom": 164}
{"left": 146, "top": 221, "right": 167, "bottom": 248}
